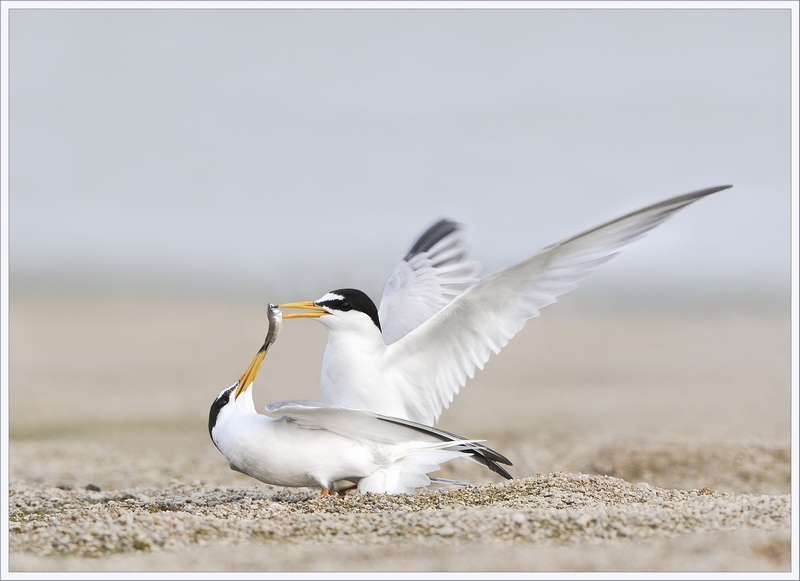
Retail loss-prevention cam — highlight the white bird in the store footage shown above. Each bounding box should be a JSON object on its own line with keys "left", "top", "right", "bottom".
{"left": 208, "top": 305, "right": 512, "bottom": 495}
{"left": 279, "top": 185, "right": 732, "bottom": 426}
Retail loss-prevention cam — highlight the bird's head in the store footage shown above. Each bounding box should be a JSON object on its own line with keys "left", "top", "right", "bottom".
{"left": 208, "top": 327, "right": 269, "bottom": 441}
{"left": 209, "top": 305, "right": 280, "bottom": 442}
{"left": 280, "top": 288, "right": 381, "bottom": 333}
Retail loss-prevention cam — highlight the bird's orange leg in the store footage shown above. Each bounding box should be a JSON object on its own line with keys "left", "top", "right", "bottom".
{"left": 320, "top": 485, "right": 356, "bottom": 496}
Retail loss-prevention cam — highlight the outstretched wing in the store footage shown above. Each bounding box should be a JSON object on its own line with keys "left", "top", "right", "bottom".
{"left": 265, "top": 399, "right": 512, "bottom": 478}
{"left": 385, "top": 185, "right": 732, "bottom": 425}
{"left": 379, "top": 219, "right": 482, "bottom": 344}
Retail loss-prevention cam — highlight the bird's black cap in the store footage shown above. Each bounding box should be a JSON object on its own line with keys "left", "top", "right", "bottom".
{"left": 317, "top": 288, "right": 381, "bottom": 331}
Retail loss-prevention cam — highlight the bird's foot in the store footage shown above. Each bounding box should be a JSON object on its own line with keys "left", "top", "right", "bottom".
{"left": 320, "top": 485, "right": 355, "bottom": 497}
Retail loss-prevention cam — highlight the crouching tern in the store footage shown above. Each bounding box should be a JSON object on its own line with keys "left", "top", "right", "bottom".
{"left": 279, "top": 185, "right": 732, "bottom": 427}
{"left": 208, "top": 304, "right": 512, "bottom": 495}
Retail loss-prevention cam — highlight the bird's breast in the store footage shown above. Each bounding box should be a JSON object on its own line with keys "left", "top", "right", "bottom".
{"left": 319, "top": 331, "right": 408, "bottom": 418}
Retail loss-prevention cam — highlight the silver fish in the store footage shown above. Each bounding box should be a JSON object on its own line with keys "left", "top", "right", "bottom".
{"left": 265, "top": 303, "right": 283, "bottom": 351}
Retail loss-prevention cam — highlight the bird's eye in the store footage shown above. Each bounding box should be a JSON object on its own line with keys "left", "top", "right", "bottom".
{"left": 339, "top": 301, "right": 351, "bottom": 310}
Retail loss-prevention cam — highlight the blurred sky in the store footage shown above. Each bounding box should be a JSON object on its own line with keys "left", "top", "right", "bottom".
{"left": 6, "top": 6, "right": 794, "bottom": 306}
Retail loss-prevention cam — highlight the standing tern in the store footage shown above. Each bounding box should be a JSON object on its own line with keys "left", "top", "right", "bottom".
{"left": 209, "top": 304, "right": 512, "bottom": 495}
{"left": 279, "top": 185, "right": 732, "bottom": 427}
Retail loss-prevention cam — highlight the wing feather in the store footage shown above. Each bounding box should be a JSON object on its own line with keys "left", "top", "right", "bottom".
{"left": 379, "top": 219, "right": 482, "bottom": 344}
{"left": 265, "top": 399, "right": 512, "bottom": 478}
{"left": 386, "top": 185, "right": 732, "bottom": 425}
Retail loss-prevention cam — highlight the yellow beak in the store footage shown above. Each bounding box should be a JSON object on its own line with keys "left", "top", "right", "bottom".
{"left": 234, "top": 343, "right": 267, "bottom": 399}
{"left": 278, "top": 301, "right": 328, "bottom": 319}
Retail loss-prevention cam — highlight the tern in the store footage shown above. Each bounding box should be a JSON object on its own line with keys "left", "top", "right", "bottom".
{"left": 208, "top": 304, "right": 512, "bottom": 495}
{"left": 279, "top": 185, "right": 732, "bottom": 426}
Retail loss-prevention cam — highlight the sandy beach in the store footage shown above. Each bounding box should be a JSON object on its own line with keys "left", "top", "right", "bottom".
{"left": 7, "top": 293, "right": 792, "bottom": 572}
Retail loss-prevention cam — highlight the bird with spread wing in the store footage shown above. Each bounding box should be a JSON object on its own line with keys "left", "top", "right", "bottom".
{"left": 279, "top": 185, "right": 732, "bottom": 426}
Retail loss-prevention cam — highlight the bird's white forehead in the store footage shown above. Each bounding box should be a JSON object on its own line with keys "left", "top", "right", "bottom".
{"left": 316, "top": 292, "right": 344, "bottom": 303}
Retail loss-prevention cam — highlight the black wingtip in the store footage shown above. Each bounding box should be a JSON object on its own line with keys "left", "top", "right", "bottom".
{"left": 404, "top": 219, "right": 461, "bottom": 261}
{"left": 484, "top": 459, "right": 513, "bottom": 480}
{"left": 374, "top": 415, "right": 513, "bottom": 479}
{"left": 465, "top": 447, "right": 513, "bottom": 480}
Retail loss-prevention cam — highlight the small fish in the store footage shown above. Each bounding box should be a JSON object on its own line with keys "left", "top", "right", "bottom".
{"left": 228, "top": 304, "right": 283, "bottom": 400}
{"left": 265, "top": 303, "right": 283, "bottom": 350}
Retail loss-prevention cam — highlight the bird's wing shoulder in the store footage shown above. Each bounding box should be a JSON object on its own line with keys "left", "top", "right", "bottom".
{"left": 379, "top": 219, "right": 481, "bottom": 344}
{"left": 385, "top": 185, "right": 732, "bottom": 425}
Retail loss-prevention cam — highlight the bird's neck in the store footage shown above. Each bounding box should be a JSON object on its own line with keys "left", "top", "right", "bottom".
{"left": 326, "top": 322, "right": 386, "bottom": 357}
{"left": 320, "top": 322, "right": 387, "bottom": 410}
{"left": 213, "top": 385, "right": 257, "bottom": 443}
{"left": 237, "top": 385, "right": 257, "bottom": 407}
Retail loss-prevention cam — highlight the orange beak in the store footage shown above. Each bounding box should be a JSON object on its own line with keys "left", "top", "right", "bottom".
{"left": 234, "top": 343, "right": 267, "bottom": 399}
{"left": 278, "top": 301, "right": 328, "bottom": 319}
